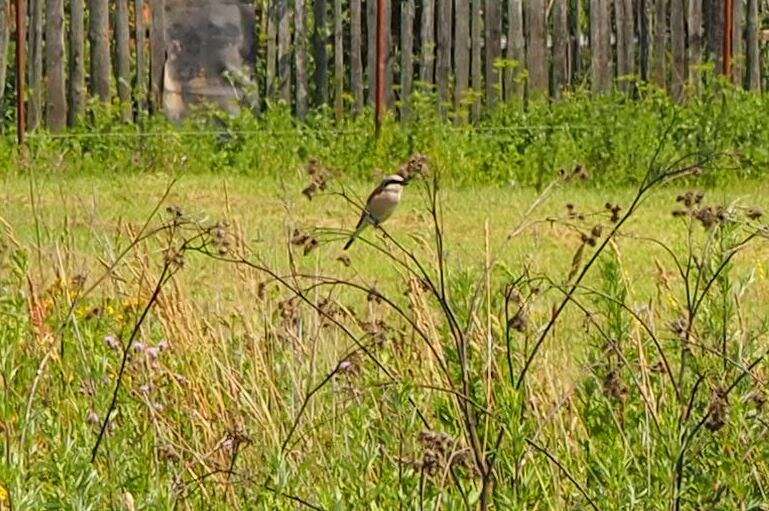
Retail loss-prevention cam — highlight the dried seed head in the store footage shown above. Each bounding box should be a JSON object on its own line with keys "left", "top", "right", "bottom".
{"left": 605, "top": 203, "right": 622, "bottom": 223}
{"left": 257, "top": 281, "right": 267, "bottom": 299}
{"left": 750, "top": 390, "right": 767, "bottom": 410}
{"left": 71, "top": 274, "right": 87, "bottom": 289}
{"left": 165, "top": 205, "right": 183, "bottom": 218}
{"left": 158, "top": 444, "right": 181, "bottom": 463}
{"left": 146, "top": 346, "right": 160, "bottom": 362}
{"left": 694, "top": 206, "right": 719, "bottom": 229}
{"left": 669, "top": 317, "right": 688, "bottom": 339}
{"left": 591, "top": 225, "right": 603, "bottom": 238}
{"left": 603, "top": 370, "right": 629, "bottom": 401}
{"left": 302, "top": 182, "right": 318, "bottom": 201}
{"left": 164, "top": 249, "right": 185, "bottom": 268}
{"left": 306, "top": 158, "right": 320, "bottom": 176}
{"left": 87, "top": 410, "right": 100, "bottom": 426}
{"left": 399, "top": 153, "right": 429, "bottom": 180}
{"left": 104, "top": 335, "right": 121, "bottom": 351}
{"left": 573, "top": 164, "right": 590, "bottom": 180}
{"left": 303, "top": 237, "right": 319, "bottom": 256}
{"left": 366, "top": 287, "right": 383, "bottom": 304}
{"left": 506, "top": 286, "right": 523, "bottom": 304}
{"left": 336, "top": 254, "right": 352, "bottom": 267}
{"left": 747, "top": 207, "right": 764, "bottom": 221}
{"left": 508, "top": 309, "right": 528, "bottom": 333}
{"left": 704, "top": 387, "right": 729, "bottom": 432}
{"left": 290, "top": 229, "right": 310, "bottom": 246}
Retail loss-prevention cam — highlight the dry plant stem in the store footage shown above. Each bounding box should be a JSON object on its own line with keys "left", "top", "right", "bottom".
{"left": 19, "top": 348, "right": 54, "bottom": 462}
{"left": 423, "top": 177, "right": 488, "bottom": 481}
{"left": 569, "top": 282, "right": 678, "bottom": 398}
{"left": 56, "top": 179, "right": 178, "bottom": 357}
{"left": 673, "top": 351, "right": 767, "bottom": 510}
{"left": 292, "top": 274, "right": 452, "bottom": 381}
{"left": 91, "top": 263, "right": 174, "bottom": 462}
{"left": 556, "top": 288, "right": 665, "bottom": 436}
{"left": 517, "top": 160, "right": 708, "bottom": 392}
{"left": 280, "top": 361, "right": 346, "bottom": 454}
{"left": 263, "top": 485, "right": 325, "bottom": 510}
{"left": 525, "top": 438, "right": 602, "bottom": 511}
{"left": 204, "top": 252, "right": 431, "bottom": 445}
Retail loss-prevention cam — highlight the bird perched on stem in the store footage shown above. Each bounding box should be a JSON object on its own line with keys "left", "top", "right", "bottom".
{"left": 344, "top": 174, "right": 408, "bottom": 250}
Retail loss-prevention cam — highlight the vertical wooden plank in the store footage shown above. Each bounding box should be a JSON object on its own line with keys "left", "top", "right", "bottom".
{"left": 552, "top": 0, "right": 569, "bottom": 97}
{"left": 484, "top": 0, "right": 500, "bottom": 104}
{"left": 28, "top": 0, "right": 43, "bottom": 128}
{"left": 14, "top": 0, "right": 26, "bottom": 139}
{"left": 0, "top": 0, "right": 9, "bottom": 113}
{"left": 419, "top": 0, "right": 435, "bottom": 84}
{"left": 570, "top": 0, "right": 583, "bottom": 83}
{"left": 401, "top": 0, "right": 415, "bottom": 111}
{"left": 636, "top": 0, "right": 648, "bottom": 82}
{"left": 45, "top": 0, "right": 66, "bottom": 130}
{"left": 436, "top": 0, "right": 452, "bottom": 103}
{"left": 90, "top": 0, "right": 112, "bottom": 102}
{"left": 590, "top": 0, "right": 611, "bottom": 92}
{"left": 149, "top": 0, "right": 165, "bottom": 113}
{"left": 251, "top": 2, "right": 262, "bottom": 112}
{"left": 278, "top": 0, "right": 291, "bottom": 102}
{"left": 366, "top": 0, "right": 376, "bottom": 102}
{"left": 135, "top": 0, "right": 147, "bottom": 114}
{"left": 505, "top": 0, "right": 524, "bottom": 100}
{"left": 709, "top": 0, "right": 724, "bottom": 70}
{"left": 116, "top": 0, "right": 132, "bottom": 120}
{"left": 688, "top": 0, "right": 702, "bottom": 88}
{"left": 266, "top": 0, "right": 277, "bottom": 100}
{"left": 746, "top": 0, "right": 760, "bottom": 90}
{"left": 296, "top": 0, "right": 309, "bottom": 117}
{"left": 334, "top": 0, "right": 343, "bottom": 117}
{"left": 732, "top": 0, "right": 744, "bottom": 86}
{"left": 350, "top": 0, "right": 364, "bottom": 111}
{"left": 470, "top": 0, "right": 481, "bottom": 119}
{"left": 526, "top": 0, "right": 547, "bottom": 95}
{"left": 313, "top": 0, "right": 328, "bottom": 105}
{"left": 69, "top": 0, "right": 86, "bottom": 124}
{"left": 704, "top": 0, "right": 716, "bottom": 62}
{"left": 651, "top": 0, "right": 667, "bottom": 88}
{"left": 615, "top": 0, "right": 634, "bottom": 89}
{"left": 670, "top": 0, "right": 684, "bottom": 98}
{"left": 384, "top": 0, "right": 392, "bottom": 105}
{"left": 454, "top": 0, "right": 469, "bottom": 108}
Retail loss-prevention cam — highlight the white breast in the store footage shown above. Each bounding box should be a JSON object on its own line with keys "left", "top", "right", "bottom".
{"left": 368, "top": 186, "right": 402, "bottom": 223}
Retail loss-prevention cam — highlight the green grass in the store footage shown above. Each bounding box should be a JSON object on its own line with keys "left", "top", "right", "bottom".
{"left": 2, "top": 167, "right": 769, "bottom": 509}
{"left": 3, "top": 80, "right": 769, "bottom": 188}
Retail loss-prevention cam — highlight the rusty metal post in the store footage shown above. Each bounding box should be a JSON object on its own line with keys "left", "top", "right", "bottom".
{"left": 723, "top": 0, "right": 733, "bottom": 77}
{"left": 15, "top": 0, "right": 27, "bottom": 145}
{"left": 374, "top": 0, "right": 386, "bottom": 136}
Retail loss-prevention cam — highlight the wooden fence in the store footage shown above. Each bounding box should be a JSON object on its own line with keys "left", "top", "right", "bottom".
{"left": 0, "top": 0, "right": 768, "bottom": 132}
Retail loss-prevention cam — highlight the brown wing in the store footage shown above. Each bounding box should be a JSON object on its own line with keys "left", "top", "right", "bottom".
{"left": 354, "top": 183, "right": 386, "bottom": 227}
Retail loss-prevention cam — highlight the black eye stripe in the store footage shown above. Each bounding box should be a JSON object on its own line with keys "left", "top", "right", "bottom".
{"left": 382, "top": 179, "right": 405, "bottom": 187}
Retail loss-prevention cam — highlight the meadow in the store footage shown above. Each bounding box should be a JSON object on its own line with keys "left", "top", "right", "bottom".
{"left": 2, "top": 88, "right": 769, "bottom": 510}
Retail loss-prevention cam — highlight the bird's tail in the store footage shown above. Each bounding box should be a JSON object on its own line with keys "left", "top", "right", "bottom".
{"left": 344, "top": 216, "right": 370, "bottom": 250}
